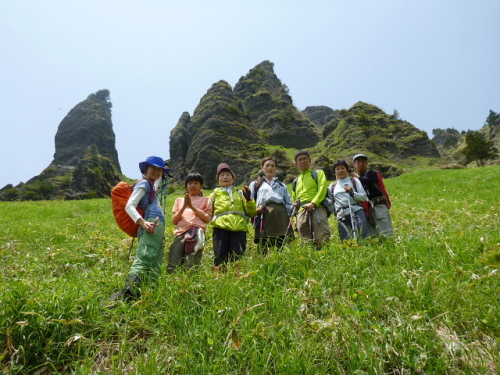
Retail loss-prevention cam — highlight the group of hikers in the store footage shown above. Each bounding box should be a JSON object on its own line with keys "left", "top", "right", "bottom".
{"left": 108, "top": 150, "right": 393, "bottom": 303}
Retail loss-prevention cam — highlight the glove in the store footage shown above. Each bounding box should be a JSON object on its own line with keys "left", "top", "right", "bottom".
{"left": 242, "top": 185, "right": 251, "bottom": 201}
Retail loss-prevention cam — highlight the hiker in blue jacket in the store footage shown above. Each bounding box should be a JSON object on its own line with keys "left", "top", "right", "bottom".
{"left": 109, "top": 156, "right": 168, "bottom": 302}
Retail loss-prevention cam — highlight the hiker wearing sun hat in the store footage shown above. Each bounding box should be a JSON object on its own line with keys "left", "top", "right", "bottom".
{"left": 351, "top": 153, "right": 393, "bottom": 237}
{"left": 109, "top": 155, "right": 168, "bottom": 302}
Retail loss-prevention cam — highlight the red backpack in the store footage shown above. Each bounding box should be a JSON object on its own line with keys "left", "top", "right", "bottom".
{"left": 374, "top": 171, "right": 392, "bottom": 209}
{"left": 111, "top": 180, "right": 155, "bottom": 237}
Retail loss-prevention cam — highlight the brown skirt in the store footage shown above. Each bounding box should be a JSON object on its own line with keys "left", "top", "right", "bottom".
{"left": 254, "top": 202, "right": 289, "bottom": 239}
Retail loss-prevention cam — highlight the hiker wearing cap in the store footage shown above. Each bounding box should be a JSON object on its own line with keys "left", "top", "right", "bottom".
{"left": 210, "top": 163, "right": 256, "bottom": 268}
{"left": 167, "top": 173, "right": 213, "bottom": 273}
{"left": 292, "top": 150, "right": 331, "bottom": 248}
{"left": 330, "top": 160, "right": 368, "bottom": 241}
{"left": 109, "top": 156, "right": 168, "bottom": 302}
{"left": 249, "top": 157, "right": 293, "bottom": 254}
{"left": 351, "top": 154, "right": 393, "bottom": 237}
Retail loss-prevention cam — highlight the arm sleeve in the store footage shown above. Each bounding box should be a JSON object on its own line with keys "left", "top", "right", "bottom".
{"left": 311, "top": 170, "right": 329, "bottom": 207}
{"left": 125, "top": 186, "right": 147, "bottom": 223}
{"left": 244, "top": 199, "right": 257, "bottom": 219}
{"left": 359, "top": 170, "right": 378, "bottom": 186}
{"left": 283, "top": 185, "right": 293, "bottom": 216}
{"left": 201, "top": 197, "right": 213, "bottom": 221}
{"left": 353, "top": 178, "right": 367, "bottom": 202}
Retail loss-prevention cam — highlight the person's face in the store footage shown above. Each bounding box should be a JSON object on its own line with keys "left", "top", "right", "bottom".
{"left": 218, "top": 171, "right": 235, "bottom": 187}
{"left": 353, "top": 158, "right": 368, "bottom": 173}
{"left": 295, "top": 154, "right": 312, "bottom": 172}
{"left": 145, "top": 165, "right": 163, "bottom": 181}
{"left": 186, "top": 180, "right": 202, "bottom": 196}
{"left": 262, "top": 160, "right": 277, "bottom": 178}
{"left": 335, "top": 165, "right": 349, "bottom": 179}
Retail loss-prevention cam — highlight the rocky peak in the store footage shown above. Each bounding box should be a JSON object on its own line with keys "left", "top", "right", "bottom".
{"left": 53, "top": 89, "right": 120, "bottom": 172}
{"left": 0, "top": 89, "right": 122, "bottom": 201}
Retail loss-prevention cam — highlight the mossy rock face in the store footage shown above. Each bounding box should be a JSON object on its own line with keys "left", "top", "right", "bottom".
{"left": 302, "top": 106, "right": 341, "bottom": 129}
{"left": 66, "top": 145, "right": 122, "bottom": 200}
{"left": 234, "top": 61, "right": 319, "bottom": 148}
{"left": 53, "top": 90, "right": 120, "bottom": 171}
{"left": 314, "top": 101, "right": 440, "bottom": 162}
{"left": 169, "top": 80, "right": 265, "bottom": 188}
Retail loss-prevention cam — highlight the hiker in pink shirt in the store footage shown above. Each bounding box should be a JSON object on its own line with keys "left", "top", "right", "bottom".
{"left": 167, "top": 173, "right": 212, "bottom": 273}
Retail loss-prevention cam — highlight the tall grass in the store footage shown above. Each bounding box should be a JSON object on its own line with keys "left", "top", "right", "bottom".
{"left": 1, "top": 167, "right": 499, "bottom": 374}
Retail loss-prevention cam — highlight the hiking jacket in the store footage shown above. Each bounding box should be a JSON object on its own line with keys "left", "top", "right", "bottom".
{"left": 249, "top": 177, "right": 293, "bottom": 216}
{"left": 210, "top": 187, "right": 257, "bottom": 232}
{"left": 358, "top": 170, "right": 384, "bottom": 199}
{"left": 330, "top": 177, "right": 367, "bottom": 220}
{"left": 292, "top": 169, "right": 328, "bottom": 210}
{"left": 126, "top": 179, "right": 165, "bottom": 223}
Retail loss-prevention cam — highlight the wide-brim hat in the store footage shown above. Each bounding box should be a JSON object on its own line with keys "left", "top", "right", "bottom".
{"left": 353, "top": 153, "right": 368, "bottom": 162}
{"left": 139, "top": 156, "right": 168, "bottom": 173}
{"left": 216, "top": 163, "right": 235, "bottom": 178}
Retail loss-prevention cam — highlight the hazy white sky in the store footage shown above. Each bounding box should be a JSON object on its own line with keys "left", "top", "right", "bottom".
{"left": 1, "top": 0, "right": 498, "bottom": 188}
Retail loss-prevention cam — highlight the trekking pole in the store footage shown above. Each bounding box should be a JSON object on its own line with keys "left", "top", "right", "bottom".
{"left": 159, "top": 174, "right": 169, "bottom": 213}
{"left": 308, "top": 209, "right": 314, "bottom": 241}
{"left": 259, "top": 201, "right": 266, "bottom": 240}
{"left": 127, "top": 237, "right": 136, "bottom": 260}
{"left": 347, "top": 197, "right": 358, "bottom": 240}
{"left": 280, "top": 200, "right": 298, "bottom": 250}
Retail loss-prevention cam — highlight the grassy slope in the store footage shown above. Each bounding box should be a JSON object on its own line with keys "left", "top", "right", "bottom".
{"left": 0, "top": 167, "right": 499, "bottom": 374}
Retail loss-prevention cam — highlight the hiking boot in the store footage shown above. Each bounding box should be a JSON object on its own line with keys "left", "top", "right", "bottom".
{"left": 107, "top": 275, "right": 141, "bottom": 302}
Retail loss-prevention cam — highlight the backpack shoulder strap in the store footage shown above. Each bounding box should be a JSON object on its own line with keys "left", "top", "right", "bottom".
{"left": 311, "top": 170, "right": 318, "bottom": 184}
{"left": 350, "top": 177, "right": 358, "bottom": 193}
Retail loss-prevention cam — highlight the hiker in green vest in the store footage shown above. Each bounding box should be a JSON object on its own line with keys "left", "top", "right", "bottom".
{"left": 292, "top": 150, "right": 331, "bottom": 248}
{"left": 210, "top": 163, "right": 256, "bottom": 269}
{"left": 351, "top": 153, "right": 393, "bottom": 237}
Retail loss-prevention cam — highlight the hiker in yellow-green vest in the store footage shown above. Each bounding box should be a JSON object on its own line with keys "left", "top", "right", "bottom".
{"left": 292, "top": 150, "right": 331, "bottom": 248}
{"left": 210, "top": 163, "right": 257, "bottom": 269}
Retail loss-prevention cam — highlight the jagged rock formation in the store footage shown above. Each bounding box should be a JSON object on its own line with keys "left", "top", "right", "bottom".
{"left": 170, "top": 61, "right": 444, "bottom": 185}
{"left": 170, "top": 61, "right": 323, "bottom": 186}
{"left": 170, "top": 81, "right": 266, "bottom": 188}
{"left": 0, "top": 89, "right": 122, "bottom": 201}
{"left": 302, "top": 106, "right": 341, "bottom": 130}
{"left": 233, "top": 61, "right": 320, "bottom": 148}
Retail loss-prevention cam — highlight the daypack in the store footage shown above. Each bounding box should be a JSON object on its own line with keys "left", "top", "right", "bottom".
{"left": 111, "top": 179, "right": 155, "bottom": 237}
{"left": 292, "top": 170, "right": 335, "bottom": 217}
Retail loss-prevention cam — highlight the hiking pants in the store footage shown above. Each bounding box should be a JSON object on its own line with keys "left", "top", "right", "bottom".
{"left": 368, "top": 203, "right": 393, "bottom": 237}
{"left": 337, "top": 209, "right": 368, "bottom": 241}
{"left": 213, "top": 227, "right": 246, "bottom": 266}
{"left": 296, "top": 206, "right": 331, "bottom": 248}
{"left": 129, "top": 218, "right": 165, "bottom": 283}
{"left": 167, "top": 231, "right": 203, "bottom": 273}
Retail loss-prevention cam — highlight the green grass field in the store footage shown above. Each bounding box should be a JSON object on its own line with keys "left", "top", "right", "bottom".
{"left": 1, "top": 167, "right": 499, "bottom": 374}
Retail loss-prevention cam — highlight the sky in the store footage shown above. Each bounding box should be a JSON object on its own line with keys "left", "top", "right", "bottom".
{"left": 1, "top": 0, "right": 499, "bottom": 188}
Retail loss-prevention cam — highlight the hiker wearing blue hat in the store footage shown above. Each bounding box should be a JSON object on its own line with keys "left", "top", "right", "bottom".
{"left": 351, "top": 154, "right": 393, "bottom": 237}
{"left": 109, "top": 155, "right": 168, "bottom": 302}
